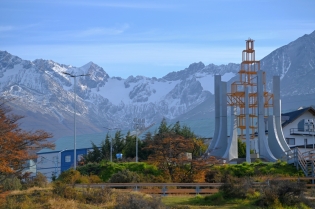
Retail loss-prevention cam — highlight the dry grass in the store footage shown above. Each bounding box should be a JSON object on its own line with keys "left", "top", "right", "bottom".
{"left": 48, "top": 198, "right": 77, "bottom": 209}
{"left": 9, "top": 186, "right": 52, "bottom": 195}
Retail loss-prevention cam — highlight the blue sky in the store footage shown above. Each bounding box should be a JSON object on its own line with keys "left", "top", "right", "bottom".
{"left": 1, "top": 0, "right": 315, "bottom": 78}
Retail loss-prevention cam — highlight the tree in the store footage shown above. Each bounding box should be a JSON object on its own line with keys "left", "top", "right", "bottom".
{"left": 123, "top": 132, "right": 137, "bottom": 159}
{"left": 0, "top": 103, "right": 53, "bottom": 183}
{"left": 144, "top": 120, "right": 217, "bottom": 182}
{"left": 83, "top": 142, "right": 102, "bottom": 163}
{"left": 82, "top": 131, "right": 126, "bottom": 164}
{"left": 140, "top": 132, "right": 153, "bottom": 160}
{"left": 112, "top": 130, "right": 125, "bottom": 158}
{"left": 238, "top": 139, "right": 246, "bottom": 158}
{"left": 101, "top": 133, "right": 111, "bottom": 160}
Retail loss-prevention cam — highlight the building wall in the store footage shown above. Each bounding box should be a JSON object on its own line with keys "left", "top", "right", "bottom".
{"left": 37, "top": 148, "right": 89, "bottom": 181}
{"left": 37, "top": 152, "right": 60, "bottom": 181}
{"left": 60, "top": 149, "right": 88, "bottom": 172}
{"left": 282, "top": 111, "right": 315, "bottom": 147}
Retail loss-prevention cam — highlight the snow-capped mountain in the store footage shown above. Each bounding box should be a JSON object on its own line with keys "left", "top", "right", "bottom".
{"left": 261, "top": 30, "right": 315, "bottom": 96}
{"left": 0, "top": 30, "right": 314, "bottom": 139}
{"left": 0, "top": 51, "right": 238, "bottom": 139}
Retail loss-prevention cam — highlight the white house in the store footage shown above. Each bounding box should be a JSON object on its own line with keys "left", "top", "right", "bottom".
{"left": 281, "top": 106, "right": 315, "bottom": 152}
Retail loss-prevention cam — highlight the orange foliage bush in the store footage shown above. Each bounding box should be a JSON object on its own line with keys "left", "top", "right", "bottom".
{"left": 0, "top": 102, "right": 54, "bottom": 184}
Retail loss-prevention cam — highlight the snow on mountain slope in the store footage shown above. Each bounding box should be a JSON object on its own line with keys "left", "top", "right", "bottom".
{"left": 1, "top": 50, "right": 237, "bottom": 138}
{"left": 261, "top": 30, "right": 315, "bottom": 96}
{"left": 93, "top": 76, "right": 180, "bottom": 105}
{"left": 1, "top": 30, "right": 314, "bottom": 139}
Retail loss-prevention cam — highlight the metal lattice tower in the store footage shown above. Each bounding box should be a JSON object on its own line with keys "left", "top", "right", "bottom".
{"left": 227, "top": 39, "right": 273, "bottom": 139}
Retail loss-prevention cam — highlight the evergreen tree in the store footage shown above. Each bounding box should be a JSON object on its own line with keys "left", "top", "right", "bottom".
{"left": 112, "top": 130, "right": 125, "bottom": 158}
{"left": 83, "top": 142, "right": 102, "bottom": 163}
{"left": 123, "top": 131, "right": 136, "bottom": 159}
{"left": 238, "top": 139, "right": 246, "bottom": 158}
{"left": 172, "top": 121, "right": 181, "bottom": 135}
{"left": 180, "top": 125, "right": 196, "bottom": 138}
{"left": 141, "top": 132, "right": 153, "bottom": 160}
{"left": 101, "top": 133, "right": 111, "bottom": 160}
{"left": 158, "top": 118, "right": 170, "bottom": 137}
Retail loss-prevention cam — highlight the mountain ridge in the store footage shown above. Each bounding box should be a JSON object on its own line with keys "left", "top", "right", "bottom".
{"left": 0, "top": 30, "right": 314, "bottom": 139}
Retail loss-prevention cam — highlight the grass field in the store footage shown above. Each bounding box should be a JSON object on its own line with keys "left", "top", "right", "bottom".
{"left": 161, "top": 195, "right": 260, "bottom": 209}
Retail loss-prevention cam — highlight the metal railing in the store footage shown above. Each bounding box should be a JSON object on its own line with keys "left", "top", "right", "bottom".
{"left": 290, "top": 128, "right": 315, "bottom": 136}
{"left": 292, "top": 147, "right": 315, "bottom": 177}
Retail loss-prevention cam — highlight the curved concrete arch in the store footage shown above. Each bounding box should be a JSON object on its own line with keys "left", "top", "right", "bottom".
{"left": 210, "top": 81, "right": 228, "bottom": 157}
{"left": 207, "top": 75, "right": 221, "bottom": 152}
{"left": 268, "top": 115, "right": 287, "bottom": 159}
{"left": 273, "top": 76, "right": 291, "bottom": 152}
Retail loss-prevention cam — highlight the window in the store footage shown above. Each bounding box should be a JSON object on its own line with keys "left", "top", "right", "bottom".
{"left": 286, "top": 138, "right": 295, "bottom": 145}
{"left": 65, "top": 155, "right": 71, "bottom": 163}
{"left": 304, "top": 138, "right": 308, "bottom": 145}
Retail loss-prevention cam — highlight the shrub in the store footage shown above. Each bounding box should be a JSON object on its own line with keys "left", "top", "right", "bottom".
{"left": 99, "top": 162, "right": 125, "bottom": 182}
{"left": 57, "top": 169, "right": 81, "bottom": 185}
{"left": 1, "top": 176, "right": 22, "bottom": 191}
{"left": 77, "top": 162, "right": 102, "bottom": 176}
{"left": 219, "top": 175, "right": 252, "bottom": 199}
{"left": 114, "top": 193, "right": 166, "bottom": 209}
{"left": 52, "top": 181, "right": 77, "bottom": 199}
{"left": 109, "top": 169, "right": 140, "bottom": 183}
{"left": 98, "top": 161, "right": 162, "bottom": 182}
{"left": 204, "top": 169, "right": 222, "bottom": 183}
{"left": 81, "top": 187, "right": 112, "bottom": 204}
{"left": 76, "top": 175, "right": 90, "bottom": 184}
{"left": 89, "top": 175, "right": 102, "bottom": 183}
{"left": 204, "top": 192, "right": 224, "bottom": 205}
{"left": 256, "top": 180, "right": 309, "bottom": 208}
{"left": 24, "top": 172, "right": 48, "bottom": 188}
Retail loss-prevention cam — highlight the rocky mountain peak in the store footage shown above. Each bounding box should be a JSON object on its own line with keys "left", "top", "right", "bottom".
{"left": 0, "top": 30, "right": 314, "bottom": 139}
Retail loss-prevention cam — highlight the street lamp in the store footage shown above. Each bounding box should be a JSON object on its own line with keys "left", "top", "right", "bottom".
{"left": 62, "top": 72, "right": 89, "bottom": 170}
{"left": 104, "top": 127, "right": 119, "bottom": 162}
{"left": 133, "top": 118, "right": 145, "bottom": 162}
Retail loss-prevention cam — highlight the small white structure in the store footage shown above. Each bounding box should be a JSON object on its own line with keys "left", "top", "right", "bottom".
{"left": 22, "top": 159, "right": 37, "bottom": 178}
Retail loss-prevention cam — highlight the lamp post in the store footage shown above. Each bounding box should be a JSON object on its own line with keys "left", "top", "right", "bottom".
{"left": 133, "top": 118, "right": 145, "bottom": 162}
{"left": 104, "top": 127, "right": 119, "bottom": 162}
{"left": 62, "top": 72, "right": 89, "bottom": 170}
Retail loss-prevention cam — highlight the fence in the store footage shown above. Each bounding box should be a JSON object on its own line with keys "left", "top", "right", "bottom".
{"left": 74, "top": 178, "right": 315, "bottom": 195}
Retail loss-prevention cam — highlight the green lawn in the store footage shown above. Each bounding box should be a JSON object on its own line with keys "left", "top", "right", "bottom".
{"left": 161, "top": 195, "right": 260, "bottom": 209}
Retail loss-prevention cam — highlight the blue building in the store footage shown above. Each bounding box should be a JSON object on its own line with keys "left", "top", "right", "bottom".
{"left": 36, "top": 119, "right": 214, "bottom": 181}
{"left": 36, "top": 131, "right": 119, "bottom": 181}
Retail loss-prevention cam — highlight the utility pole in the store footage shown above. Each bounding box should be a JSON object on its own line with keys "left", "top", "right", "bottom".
{"left": 62, "top": 72, "right": 89, "bottom": 170}
{"left": 133, "top": 118, "right": 145, "bottom": 162}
